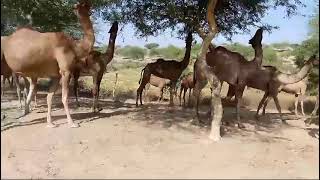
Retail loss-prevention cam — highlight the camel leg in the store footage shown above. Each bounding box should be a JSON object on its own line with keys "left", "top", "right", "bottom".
{"left": 10, "top": 75, "right": 14, "bottom": 88}
{"left": 136, "top": 70, "right": 151, "bottom": 106}
{"left": 12, "top": 73, "right": 22, "bottom": 109}
{"left": 294, "top": 95, "right": 299, "bottom": 116}
{"left": 234, "top": 85, "right": 245, "bottom": 128}
{"left": 226, "top": 84, "right": 236, "bottom": 101}
{"left": 92, "top": 73, "right": 103, "bottom": 112}
{"left": 1, "top": 75, "right": 4, "bottom": 96}
{"left": 311, "top": 94, "right": 319, "bottom": 115}
{"left": 179, "top": 86, "right": 183, "bottom": 106}
{"left": 73, "top": 72, "right": 80, "bottom": 107}
{"left": 300, "top": 95, "right": 305, "bottom": 116}
{"left": 188, "top": 88, "right": 192, "bottom": 107}
{"left": 46, "top": 78, "right": 60, "bottom": 128}
{"left": 24, "top": 77, "right": 37, "bottom": 114}
{"left": 256, "top": 92, "right": 269, "bottom": 118}
{"left": 183, "top": 88, "right": 187, "bottom": 107}
{"left": 60, "top": 71, "right": 78, "bottom": 128}
{"left": 159, "top": 87, "right": 164, "bottom": 102}
{"left": 262, "top": 96, "right": 272, "bottom": 115}
{"left": 169, "top": 82, "right": 176, "bottom": 106}
{"left": 273, "top": 95, "right": 285, "bottom": 123}
{"left": 192, "top": 81, "right": 204, "bottom": 124}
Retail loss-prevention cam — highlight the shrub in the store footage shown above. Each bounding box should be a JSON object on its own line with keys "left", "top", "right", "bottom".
{"left": 118, "top": 45, "right": 146, "bottom": 60}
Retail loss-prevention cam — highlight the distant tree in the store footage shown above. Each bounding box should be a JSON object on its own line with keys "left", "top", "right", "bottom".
{"left": 144, "top": 43, "right": 159, "bottom": 49}
{"left": 118, "top": 45, "right": 146, "bottom": 60}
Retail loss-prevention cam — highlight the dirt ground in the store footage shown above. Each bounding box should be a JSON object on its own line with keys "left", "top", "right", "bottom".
{"left": 1, "top": 87, "right": 319, "bottom": 179}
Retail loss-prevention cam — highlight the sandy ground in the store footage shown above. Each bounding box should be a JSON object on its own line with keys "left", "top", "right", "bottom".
{"left": 1, "top": 88, "right": 319, "bottom": 179}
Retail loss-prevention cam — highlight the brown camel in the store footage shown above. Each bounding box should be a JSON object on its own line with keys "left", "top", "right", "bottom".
{"left": 2, "top": 0, "right": 95, "bottom": 128}
{"left": 262, "top": 77, "right": 308, "bottom": 116}
{"left": 311, "top": 84, "right": 319, "bottom": 116}
{"left": 73, "top": 21, "right": 118, "bottom": 112}
{"left": 136, "top": 32, "right": 193, "bottom": 106}
{"left": 179, "top": 74, "right": 194, "bottom": 106}
{"left": 141, "top": 74, "right": 171, "bottom": 102}
{"left": 226, "top": 55, "right": 318, "bottom": 120}
{"left": 193, "top": 28, "right": 264, "bottom": 128}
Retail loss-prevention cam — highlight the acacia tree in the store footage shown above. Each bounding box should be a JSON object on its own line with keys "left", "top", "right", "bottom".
{"left": 97, "top": 0, "right": 305, "bottom": 39}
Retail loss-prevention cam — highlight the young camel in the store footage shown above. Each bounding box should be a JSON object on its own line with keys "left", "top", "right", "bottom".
{"left": 73, "top": 21, "right": 118, "bottom": 112}
{"left": 193, "top": 28, "right": 264, "bottom": 128}
{"left": 141, "top": 74, "right": 171, "bottom": 102}
{"left": 262, "top": 77, "right": 308, "bottom": 116}
{"left": 179, "top": 74, "right": 194, "bottom": 106}
{"left": 226, "top": 55, "right": 319, "bottom": 120}
{"left": 136, "top": 32, "right": 193, "bottom": 106}
{"left": 2, "top": 0, "right": 95, "bottom": 128}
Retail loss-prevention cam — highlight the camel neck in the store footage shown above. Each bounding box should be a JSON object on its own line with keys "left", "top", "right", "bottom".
{"left": 277, "top": 61, "right": 313, "bottom": 84}
{"left": 253, "top": 46, "right": 263, "bottom": 66}
{"left": 78, "top": 14, "right": 95, "bottom": 54}
{"left": 103, "top": 27, "right": 118, "bottom": 64}
{"left": 180, "top": 38, "right": 192, "bottom": 69}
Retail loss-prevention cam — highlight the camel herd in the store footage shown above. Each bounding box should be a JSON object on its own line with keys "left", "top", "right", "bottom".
{"left": 1, "top": 0, "right": 319, "bottom": 141}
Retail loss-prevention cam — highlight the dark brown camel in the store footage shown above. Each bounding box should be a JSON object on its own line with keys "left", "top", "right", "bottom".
{"left": 226, "top": 55, "right": 319, "bottom": 120}
{"left": 193, "top": 28, "right": 264, "bottom": 128}
{"left": 2, "top": 0, "right": 95, "bottom": 128}
{"left": 141, "top": 74, "right": 171, "bottom": 102}
{"left": 179, "top": 74, "right": 194, "bottom": 106}
{"left": 73, "top": 21, "right": 118, "bottom": 112}
{"left": 136, "top": 32, "right": 193, "bottom": 106}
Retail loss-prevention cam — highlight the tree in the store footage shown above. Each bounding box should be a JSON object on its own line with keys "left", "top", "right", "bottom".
{"left": 97, "top": 0, "right": 305, "bottom": 39}
{"left": 144, "top": 43, "right": 159, "bottom": 49}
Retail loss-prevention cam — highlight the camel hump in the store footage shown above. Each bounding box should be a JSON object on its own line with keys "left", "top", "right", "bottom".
{"left": 16, "top": 25, "right": 36, "bottom": 31}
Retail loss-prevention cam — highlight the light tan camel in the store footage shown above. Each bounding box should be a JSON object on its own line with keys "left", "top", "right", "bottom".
{"left": 179, "top": 74, "right": 194, "bottom": 106}
{"left": 2, "top": 0, "right": 95, "bottom": 128}
{"left": 311, "top": 84, "right": 319, "bottom": 115}
{"left": 142, "top": 74, "right": 171, "bottom": 102}
{"left": 136, "top": 32, "right": 193, "bottom": 106}
{"left": 262, "top": 77, "right": 308, "bottom": 116}
{"left": 73, "top": 21, "right": 118, "bottom": 112}
{"left": 193, "top": 28, "right": 264, "bottom": 128}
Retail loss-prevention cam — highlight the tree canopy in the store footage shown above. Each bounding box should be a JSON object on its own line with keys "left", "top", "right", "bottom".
{"left": 1, "top": 0, "right": 306, "bottom": 40}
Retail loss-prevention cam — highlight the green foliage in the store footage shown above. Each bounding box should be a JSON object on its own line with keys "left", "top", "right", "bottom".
{"left": 118, "top": 45, "right": 146, "bottom": 60}
{"left": 144, "top": 43, "right": 159, "bottom": 49}
{"left": 191, "top": 43, "right": 202, "bottom": 59}
{"left": 262, "top": 46, "right": 279, "bottom": 66}
{"left": 98, "top": 0, "right": 304, "bottom": 39}
{"left": 151, "top": 45, "right": 184, "bottom": 59}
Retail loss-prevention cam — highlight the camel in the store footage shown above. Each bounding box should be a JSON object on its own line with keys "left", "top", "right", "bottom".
{"left": 193, "top": 28, "right": 264, "bottom": 128}
{"left": 179, "top": 74, "right": 194, "bottom": 106}
{"left": 141, "top": 74, "right": 171, "bottom": 102}
{"left": 311, "top": 84, "right": 319, "bottom": 116}
{"left": 226, "top": 55, "right": 319, "bottom": 120}
{"left": 2, "top": 0, "right": 95, "bottom": 128}
{"left": 262, "top": 77, "right": 308, "bottom": 116}
{"left": 73, "top": 21, "right": 118, "bottom": 112}
{"left": 136, "top": 32, "right": 193, "bottom": 106}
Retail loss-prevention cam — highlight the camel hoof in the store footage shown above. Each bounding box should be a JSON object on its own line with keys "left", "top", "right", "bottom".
{"left": 46, "top": 123, "right": 57, "bottom": 128}
{"left": 69, "top": 123, "right": 79, "bottom": 128}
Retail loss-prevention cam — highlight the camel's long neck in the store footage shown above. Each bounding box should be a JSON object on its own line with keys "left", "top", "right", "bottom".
{"left": 102, "top": 28, "right": 118, "bottom": 65}
{"left": 180, "top": 38, "right": 192, "bottom": 69}
{"left": 277, "top": 62, "right": 313, "bottom": 84}
{"left": 253, "top": 46, "right": 263, "bottom": 66}
{"left": 77, "top": 14, "right": 95, "bottom": 58}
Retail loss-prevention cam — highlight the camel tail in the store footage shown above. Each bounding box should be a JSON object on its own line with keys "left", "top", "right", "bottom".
{"left": 138, "top": 67, "right": 146, "bottom": 84}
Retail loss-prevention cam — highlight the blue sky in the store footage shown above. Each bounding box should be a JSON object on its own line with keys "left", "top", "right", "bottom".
{"left": 94, "top": 0, "right": 318, "bottom": 47}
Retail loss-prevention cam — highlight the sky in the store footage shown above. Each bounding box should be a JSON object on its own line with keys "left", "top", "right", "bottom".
{"left": 94, "top": 0, "right": 318, "bottom": 47}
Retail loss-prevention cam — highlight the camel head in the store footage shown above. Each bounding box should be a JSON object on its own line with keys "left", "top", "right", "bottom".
{"left": 249, "top": 28, "right": 263, "bottom": 48}
{"left": 108, "top": 21, "right": 119, "bottom": 33}
{"left": 305, "top": 54, "right": 319, "bottom": 66}
{"left": 73, "top": 0, "right": 92, "bottom": 18}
